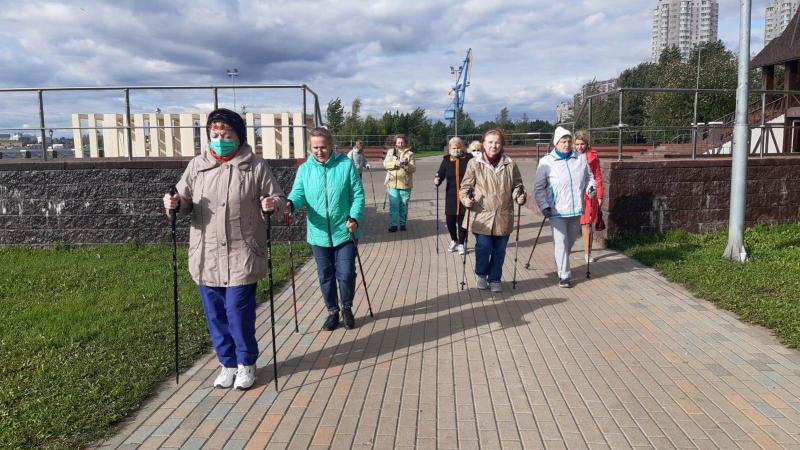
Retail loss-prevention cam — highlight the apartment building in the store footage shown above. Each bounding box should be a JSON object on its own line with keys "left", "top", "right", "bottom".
{"left": 765, "top": 0, "right": 800, "bottom": 45}
{"left": 652, "top": 0, "right": 719, "bottom": 62}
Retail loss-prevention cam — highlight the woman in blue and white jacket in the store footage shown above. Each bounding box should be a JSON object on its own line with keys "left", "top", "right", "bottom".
{"left": 534, "top": 127, "right": 596, "bottom": 288}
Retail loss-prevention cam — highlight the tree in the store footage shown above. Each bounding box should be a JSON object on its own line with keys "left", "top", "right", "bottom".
{"left": 326, "top": 98, "right": 345, "bottom": 134}
{"left": 342, "top": 98, "right": 363, "bottom": 142}
{"left": 496, "top": 107, "right": 511, "bottom": 129}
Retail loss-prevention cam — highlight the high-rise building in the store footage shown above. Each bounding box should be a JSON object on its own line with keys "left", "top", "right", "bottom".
{"left": 651, "top": 0, "right": 719, "bottom": 62}
{"left": 572, "top": 78, "right": 618, "bottom": 109}
{"left": 765, "top": 0, "right": 800, "bottom": 46}
{"left": 555, "top": 101, "right": 574, "bottom": 124}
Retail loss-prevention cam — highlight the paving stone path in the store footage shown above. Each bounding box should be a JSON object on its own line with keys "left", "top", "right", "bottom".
{"left": 99, "top": 158, "right": 800, "bottom": 449}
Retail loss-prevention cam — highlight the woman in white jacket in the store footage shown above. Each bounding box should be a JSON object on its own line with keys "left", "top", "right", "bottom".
{"left": 534, "top": 127, "right": 596, "bottom": 288}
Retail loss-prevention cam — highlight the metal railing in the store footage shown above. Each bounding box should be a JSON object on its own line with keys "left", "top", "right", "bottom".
{"left": 573, "top": 87, "right": 800, "bottom": 160}
{"left": 0, "top": 84, "right": 325, "bottom": 160}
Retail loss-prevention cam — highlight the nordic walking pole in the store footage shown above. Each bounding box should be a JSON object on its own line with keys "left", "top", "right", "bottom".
{"left": 285, "top": 211, "right": 299, "bottom": 332}
{"left": 262, "top": 208, "right": 279, "bottom": 390}
{"left": 512, "top": 200, "right": 523, "bottom": 289}
{"left": 460, "top": 188, "right": 474, "bottom": 290}
{"left": 524, "top": 217, "right": 547, "bottom": 270}
{"left": 435, "top": 183, "right": 440, "bottom": 254}
{"left": 351, "top": 231, "right": 374, "bottom": 317}
{"left": 168, "top": 186, "right": 180, "bottom": 385}
{"left": 586, "top": 202, "right": 593, "bottom": 279}
{"left": 367, "top": 166, "right": 377, "bottom": 207}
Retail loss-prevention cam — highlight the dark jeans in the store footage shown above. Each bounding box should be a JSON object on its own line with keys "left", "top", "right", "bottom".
{"left": 312, "top": 241, "right": 356, "bottom": 313}
{"left": 474, "top": 234, "right": 510, "bottom": 282}
{"left": 199, "top": 284, "right": 258, "bottom": 367}
{"left": 445, "top": 213, "right": 467, "bottom": 244}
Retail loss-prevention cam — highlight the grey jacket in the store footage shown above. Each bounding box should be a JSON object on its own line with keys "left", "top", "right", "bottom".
{"left": 172, "top": 144, "right": 286, "bottom": 287}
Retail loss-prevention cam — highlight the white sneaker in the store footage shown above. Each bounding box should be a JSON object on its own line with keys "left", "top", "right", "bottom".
{"left": 585, "top": 255, "right": 595, "bottom": 263}
{"left": 476, "top": 274, "right": 489, "bottom": 290}
{"left": 490, "top": 282, "right": 502, "bottom": 293}
{"left": 447, "top": 240, "right": 457, "bottom": 252}
{"left": 234, "top": 364, "right": 256, "bottom": 390}
{"left": 213, "top": 366, "right": 237, "bottom": 389}
{"left": 457, "top": 244, "right": 466, "bottom": 255}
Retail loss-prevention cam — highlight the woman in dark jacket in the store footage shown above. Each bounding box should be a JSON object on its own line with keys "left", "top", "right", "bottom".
{"left": 435, "top": 137, "right": 473, "bottom": 255}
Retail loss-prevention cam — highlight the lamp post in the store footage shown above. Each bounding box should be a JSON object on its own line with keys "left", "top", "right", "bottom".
{"left": 48, "top": 128, "right": 54, "bottom": 158}
{"left": 691, "top": 46, "right": 702, "bottom": 159}
{"left": 227, "top": 68, "right": 239, "bottom": 111}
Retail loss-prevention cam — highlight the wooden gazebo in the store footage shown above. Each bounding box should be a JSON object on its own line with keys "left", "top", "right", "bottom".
{"left": 751, "top": 5, "right": 800, "bottom": 153}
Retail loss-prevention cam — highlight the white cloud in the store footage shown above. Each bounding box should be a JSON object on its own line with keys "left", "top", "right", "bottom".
{"left": 0, "top": 0, "right": 776, "bottom": 131}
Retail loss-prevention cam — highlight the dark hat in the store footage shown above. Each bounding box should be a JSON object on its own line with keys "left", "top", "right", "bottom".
{"left": 206, "top": 108, "right": 247, "bottom": 143}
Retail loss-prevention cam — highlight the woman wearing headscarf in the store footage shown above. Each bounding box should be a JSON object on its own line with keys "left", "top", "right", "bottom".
{"left": 163, "top": 108, "right": 286, "bottom": 390}
{"left": 459, "top": 129, "right": 526, "bottom": 293}
{"left": 534, "top": 126, "right": 596, "bottom": 288}
{"left": 435, "top": 136, "right": 472, "bottom": 254}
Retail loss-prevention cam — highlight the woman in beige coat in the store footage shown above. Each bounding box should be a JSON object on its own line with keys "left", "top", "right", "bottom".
{"left": 459, "top": 128, "right": 526, "bottom": 293}
{"left": 163, "top": 108, "right": 286, "bottom": 390}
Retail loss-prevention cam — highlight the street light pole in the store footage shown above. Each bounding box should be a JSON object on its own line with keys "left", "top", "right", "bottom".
{"left": 227, "top": 68, "right": 239, "bottom": 111}
{"left": 723, "top": 0, "right": 752, "bottom": 263}
{"left": 691, "top": 46, "right": 702, "bottom": 159}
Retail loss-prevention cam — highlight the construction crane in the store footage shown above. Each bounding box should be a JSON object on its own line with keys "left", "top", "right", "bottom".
{"left": 444, "top": 48, "right": 472, "bottom": 137}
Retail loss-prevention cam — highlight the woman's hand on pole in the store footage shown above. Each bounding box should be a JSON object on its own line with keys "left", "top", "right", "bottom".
{"left": 163, "top": 192, "right": 180, "bottom": 211}
{"left": 516, "top": 193, "right": 527, "bottom": 205}
{"left": 434, "top": 176, "right": 440, "bottom": 187}
{"left": 346, "top": 218, "right": 358, "bottom": 234}
{"left": 260, "top": 196, "right": 276, "bottom": 213}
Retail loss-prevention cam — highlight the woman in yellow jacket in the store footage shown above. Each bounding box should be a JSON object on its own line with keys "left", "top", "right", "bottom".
{"left": 383, "top": 134, "right": 416, "bottom": 232}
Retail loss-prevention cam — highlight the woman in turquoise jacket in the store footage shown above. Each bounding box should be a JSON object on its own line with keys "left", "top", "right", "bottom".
{"left": 288, "top": 128, "right": 365, "bottom": 331}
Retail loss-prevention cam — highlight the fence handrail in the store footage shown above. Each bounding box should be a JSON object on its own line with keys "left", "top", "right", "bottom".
{"left": 0, "top": 83, "right": 324, "bottom": 161}
{"left": 0, "top": 84, "right": 308, "bottom": 93}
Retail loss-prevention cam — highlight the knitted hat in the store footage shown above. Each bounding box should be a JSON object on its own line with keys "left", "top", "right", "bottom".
{"left": 206, "top": 108, "right": 247, "bottom": 143}
{"left": 552, "top": 126, "right": 572, "bottom": 146}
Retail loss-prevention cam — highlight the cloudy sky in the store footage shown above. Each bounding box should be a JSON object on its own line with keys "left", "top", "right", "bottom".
{"left": 0, "top": 0, "right": 773, "bottom": 132}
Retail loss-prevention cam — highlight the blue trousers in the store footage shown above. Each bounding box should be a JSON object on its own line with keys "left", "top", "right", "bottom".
{"left": 198, "top": 284, "right": 258, "bottom": 368}
{"left": 312, "top": 242, "right": 356, "bottom": 313}
{"left": 474, "top": 234, "right": 510, "bottom": 282}
{"left": 388, "top": 188, "right": 411, "bottom": 227}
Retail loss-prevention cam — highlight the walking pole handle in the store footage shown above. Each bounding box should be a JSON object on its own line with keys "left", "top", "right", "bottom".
{"left": 168, "top": 185, "right": 180, "bottom": 215}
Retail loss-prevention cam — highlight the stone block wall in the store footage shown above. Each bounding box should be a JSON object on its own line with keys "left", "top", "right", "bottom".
{"left": 598, "top": 156, "right": 800, "bottom": 239}
{"left": 0, "top": 158, "right": 305, "bottom": 246}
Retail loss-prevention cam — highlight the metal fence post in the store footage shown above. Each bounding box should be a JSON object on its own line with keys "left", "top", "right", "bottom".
{"left": 213, "top": 88, "right": 218, "bottom": 110}
{"left": 588, "top": 97, "right": 593, "bottom": 133}
{"left": 691, "top": 87, "right": 699, "bottom": 159}
{"left": 302, "top": 86, "right": 308, "bottom": 158}
{"left": 38, "top": 90, "right": 47, "bottom": 161}
{"left": 760, "top": 92, "right": 766, "bottom": 157}
{"left": 617, "top": 90, "right": 624, "bottom": 161}
{"left": 125, "top": 88, "right": 133, "bottom": 160}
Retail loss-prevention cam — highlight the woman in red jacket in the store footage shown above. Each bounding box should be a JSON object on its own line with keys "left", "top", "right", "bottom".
{"left": 575, "top": 131, "right": 603, "bottom": 263}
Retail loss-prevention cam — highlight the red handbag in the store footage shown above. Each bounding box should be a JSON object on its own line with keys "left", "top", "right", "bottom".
{"left": 595, "top": 210, "right": 606, "bottom": 231}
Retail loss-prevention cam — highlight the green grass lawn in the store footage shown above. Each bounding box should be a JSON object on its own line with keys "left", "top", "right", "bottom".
{"left": 413, "top": 149, "right": 447, "bottom": 159}
{"left": 0, "top": 242, "right": 309, "bottom": 449}
{"left": 608, "top": 223, "right": 800, "bottom": 349}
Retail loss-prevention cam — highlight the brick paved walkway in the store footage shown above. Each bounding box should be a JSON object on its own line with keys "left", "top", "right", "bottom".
{"left": 100, "top": 158, "right": 800, "bottom": 449}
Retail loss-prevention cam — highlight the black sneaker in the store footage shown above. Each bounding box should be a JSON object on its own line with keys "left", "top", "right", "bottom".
{"left": 399, "top": 225, "right": 407, "bottom": 231}
{"left": 388, "top": 226, "right": 398, "bottom": 232}
{"left": 322, "top": 312, "right": 340, "bottom": 331}
{"left": 558, "top": 278, "right": 571, "bottom": 288}
{"left": 342, "top": 308, "right": 356, "bottom": 329}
